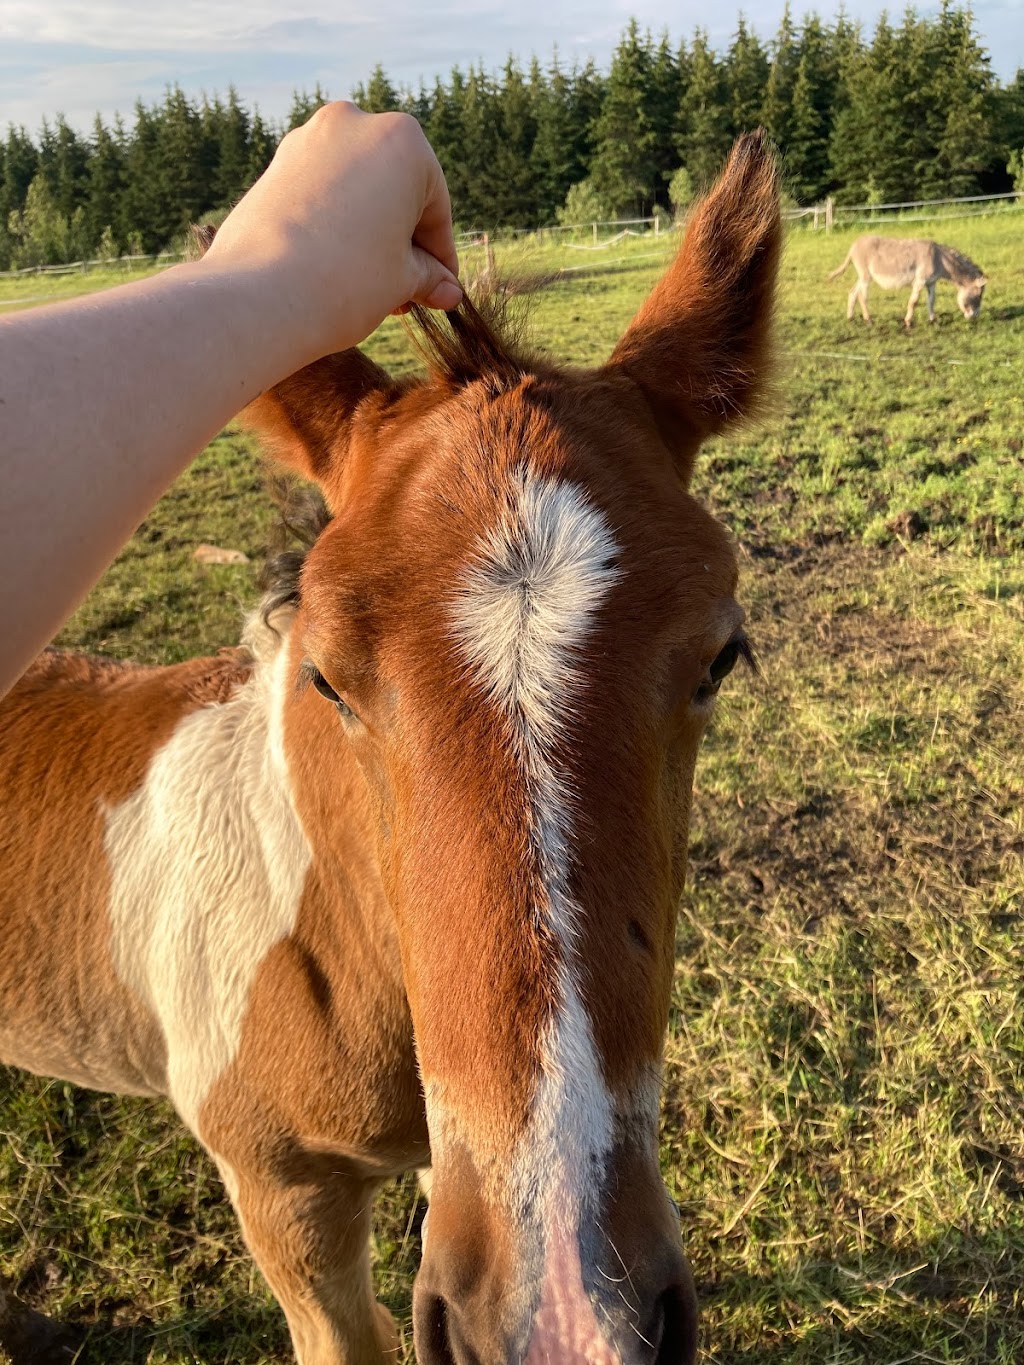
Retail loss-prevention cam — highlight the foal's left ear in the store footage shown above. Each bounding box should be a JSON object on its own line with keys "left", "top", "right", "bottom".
{"left": 605, "top": 131, "right": 781, "bottom": 483}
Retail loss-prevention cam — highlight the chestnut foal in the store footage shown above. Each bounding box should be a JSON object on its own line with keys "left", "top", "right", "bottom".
{"left": 0, "top": 135, "right": 779, "bottom": 1365}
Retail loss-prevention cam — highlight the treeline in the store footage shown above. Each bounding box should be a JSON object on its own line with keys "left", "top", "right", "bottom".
{"left": 2, "top": 4, "right": 1023, "bottom": 270}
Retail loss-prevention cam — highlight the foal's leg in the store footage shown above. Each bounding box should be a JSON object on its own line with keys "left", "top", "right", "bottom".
{"left": 224, "top": 1163, "right": 397, "bottom": 1365}
{"left": 846, "top": 279, "right": 860, "bottom": 321}
{"left": 926, "top": 281, "right": 937, "bottom": 323}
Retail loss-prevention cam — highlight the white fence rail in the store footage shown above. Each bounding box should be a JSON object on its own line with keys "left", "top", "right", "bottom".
{"left": 0, "top": 251, "right": 185, "bottom": 280}
{"left": 3, "top": 187, "right": 1019, "bottom": 283}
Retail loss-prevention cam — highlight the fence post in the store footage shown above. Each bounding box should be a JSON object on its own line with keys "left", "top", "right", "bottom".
{"left": 825, "top": 196, "right": 834, "bottom": 232}
{"left": 813, "top": 205, "right": 820, "bottom": 231}
{"left": 592, "top": 222, "right": 598, "bottom": 245}
{"left": 654, "top": 214, "right": 660, "bottom": 237}
{"left": 483, "top": 231, "right": 495, "bottom": 280}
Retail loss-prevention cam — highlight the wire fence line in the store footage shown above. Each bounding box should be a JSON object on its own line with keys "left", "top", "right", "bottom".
{"left": 456, "top": 188, "right": 1022, "bottom": 249}
{"left": 2, "top": 186, "right": 1018, "bottom": 283}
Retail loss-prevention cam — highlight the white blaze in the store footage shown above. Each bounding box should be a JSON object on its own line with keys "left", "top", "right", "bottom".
{"left": 451, "top": 468, "right": 621, "bottom": 1277}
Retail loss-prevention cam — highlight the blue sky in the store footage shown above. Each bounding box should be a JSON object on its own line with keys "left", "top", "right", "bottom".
{"left": 1, "top": 0, "right": 1020, "bottom": 134}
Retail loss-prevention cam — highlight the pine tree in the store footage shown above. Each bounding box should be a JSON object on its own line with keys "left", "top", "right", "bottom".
{"left": 589, "top": 21, "right": 656, "bottom": 215}
{"left": 674, "top": 30, "right": 731, "bottom": 188}
{"left": 726, "top": 16, "right": 769, "bottom": 135}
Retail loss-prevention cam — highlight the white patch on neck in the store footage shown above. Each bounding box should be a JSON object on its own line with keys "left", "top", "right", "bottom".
{"left": 103, "top": 606, "right": 311, "bottom": 1132}
{"left": 450, "top": 468, "right": 620, "bottom": 1266}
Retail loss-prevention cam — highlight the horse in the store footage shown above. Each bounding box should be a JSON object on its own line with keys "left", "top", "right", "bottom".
{"left": 828, "top": 233, "right": 987, "bottom": 327}
{"left": 0, "top": 133, "right": 780, "bottom": 1365}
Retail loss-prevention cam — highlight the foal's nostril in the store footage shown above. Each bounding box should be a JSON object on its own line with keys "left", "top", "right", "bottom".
{"left": 652, "top": 1280, "right": 699, "bottom": 1365}
{"left": 417, "top": 1291, "right": 454, "bottom": 1365}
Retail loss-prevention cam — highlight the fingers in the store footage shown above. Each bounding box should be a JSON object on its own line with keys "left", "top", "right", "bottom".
{"left": 405, "top": 245, "right": 463, "bottom": 312}
{"left": 413, "top": 161, "right": 460, "bottom": 280}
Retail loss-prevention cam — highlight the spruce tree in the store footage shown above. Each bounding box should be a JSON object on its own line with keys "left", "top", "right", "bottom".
{"left": 762, "top": 4, "right": 799, "bottom": 149}
{"left": 785, "top": 16, "right": 835, "bottom": 201}
{"left": 932, "top": 4, "right": 997, "bottom": 196}
{"left": 674, "top": 30, "right": 731, "bottom": 188}
{"left": 247, "top": 110, "right": 277, "bottom": 187}
{"left": 589, "top": 21, "right": 656, "bottom": 215}
{"left": 726, "top": 16, "right": 769, "bottom": 135}
{"left": 214, "top": 86, "right": 252, "bottom": 205}
{"left": 531, "top": 57, "right": 578, "bottom": 222}
{"left": 493, "top": 58, "right": 538, "bottom": 225}
{"left": 648, "top": 33, "right": 683, "bottom": 198}
{"left": 86, "top": 115, "right": 126, "bottom": 251}
{"left": 288, "top": 85, "right": 328, "bottom": 130}
{"left": 364, "top": 64, "right": 400, "bottom": 113}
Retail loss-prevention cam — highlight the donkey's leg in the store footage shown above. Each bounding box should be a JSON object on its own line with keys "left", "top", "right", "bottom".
{"left": 904, "top": 280, "right": 923, "bottom": 328}
{"left": 846, "top": 280, "right": 860, "bottom": 321}
{"left": 858, "top": 279, "right": 872, "bottom": 323}
{"left": 225, "top": 1162, "right": 396, "bottom": 1365}
{"left": 926, "top": 281, "right": 937, "bottom": 323}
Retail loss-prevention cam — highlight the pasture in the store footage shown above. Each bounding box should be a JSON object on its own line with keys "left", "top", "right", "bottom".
{"left": 2, "top": 210, "right": 1024, "bottom": 1363}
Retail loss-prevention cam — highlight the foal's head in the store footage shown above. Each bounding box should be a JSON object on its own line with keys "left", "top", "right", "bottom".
{"left": 244, "top": 134, "right": 778, "bottom": 1365}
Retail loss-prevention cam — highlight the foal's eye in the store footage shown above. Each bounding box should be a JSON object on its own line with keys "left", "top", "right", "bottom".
{"left": 300, "top": 661, "right": 355, "bottom": 719}
{"left": 694, "top": 633, "right": 754, "bottom": 705}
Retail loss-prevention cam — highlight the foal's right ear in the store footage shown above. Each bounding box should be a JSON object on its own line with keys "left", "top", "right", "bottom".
{"left": 192, "top": 222, "right": 397, "bottom": 494}
{"left": 606, "top": 131, "right": 781, "bottom": 482}
{"left": 239, "top": 350, "right": 397, "bottom": 491}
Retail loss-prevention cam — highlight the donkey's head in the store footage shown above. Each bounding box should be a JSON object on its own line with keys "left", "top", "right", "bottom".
{"left": 957, "top": 277, "right": 986, "bottom": 320}
{"left": 239, "top": 133, "right": 778, "bottom": 1365}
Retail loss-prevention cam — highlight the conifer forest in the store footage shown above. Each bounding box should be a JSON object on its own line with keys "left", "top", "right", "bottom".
{"left": 1, "top": 5, "right": 1022, "bottom": 271}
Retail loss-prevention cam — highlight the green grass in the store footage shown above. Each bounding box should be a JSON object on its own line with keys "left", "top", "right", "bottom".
{"left": 3, "top": 211, "right": 1024, "bottom": 1363}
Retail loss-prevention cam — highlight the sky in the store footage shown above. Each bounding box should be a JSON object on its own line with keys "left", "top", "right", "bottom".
{"left": 1, "top": 0, "right": 1021, "bottom": 134}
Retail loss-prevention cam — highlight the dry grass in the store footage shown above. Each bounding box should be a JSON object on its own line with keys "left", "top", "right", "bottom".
{"left": 2, "top": 214, "right": 1024, "bottom": 1362}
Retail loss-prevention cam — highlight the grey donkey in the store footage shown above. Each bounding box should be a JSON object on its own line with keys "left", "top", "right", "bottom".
{"left": 829, "top": 234, "right": 987, "bottom": 326}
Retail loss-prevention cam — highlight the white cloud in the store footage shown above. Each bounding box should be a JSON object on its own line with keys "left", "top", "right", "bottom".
{"left": 0, "top": 0, "right": 1018, "bottom": 133}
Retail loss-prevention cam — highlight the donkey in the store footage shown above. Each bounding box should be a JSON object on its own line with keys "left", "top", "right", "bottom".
{"left": 0, "top": 133, "right": 780, "bottom": 1365}
{"left": 829, "top": 233, "right": 987, "bottom": 326}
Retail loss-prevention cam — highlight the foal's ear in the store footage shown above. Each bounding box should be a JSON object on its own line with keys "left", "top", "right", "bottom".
{"left": 606, "top": 131, "right": 781, "bottom": 481}
{"left": 239, "top": 350, "right": 396, "bottom": 489}
{"left": 191, "top": 222, "right": 396, "bottom": 492}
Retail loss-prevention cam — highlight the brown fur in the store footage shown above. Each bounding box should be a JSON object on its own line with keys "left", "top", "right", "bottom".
{"left": 0, "top": 133, "right": 780, "bottom": 1365}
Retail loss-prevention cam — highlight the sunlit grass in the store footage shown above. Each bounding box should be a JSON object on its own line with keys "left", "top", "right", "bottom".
{"left": 2, "top": 212, "right": 1023, "bottom": 1363}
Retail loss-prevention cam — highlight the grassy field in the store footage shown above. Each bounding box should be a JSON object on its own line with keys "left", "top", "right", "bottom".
{"left": 2, "top": 209, "right": 1024, "bottom": 1363}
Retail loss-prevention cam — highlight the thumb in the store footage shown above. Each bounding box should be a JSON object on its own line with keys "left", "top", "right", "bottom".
{"left": 406, "top": 245, "right": 463, "bottom": 312}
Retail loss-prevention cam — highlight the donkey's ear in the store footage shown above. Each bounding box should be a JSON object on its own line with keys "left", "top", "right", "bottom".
{"left": 606, "top": 131, "right": 780, "bottom": 480}
{"left": 191, "top": 220, "right": 398, "bottom": 491}
{"left": 239, "top": 349, "right": 397, "bottom": 489}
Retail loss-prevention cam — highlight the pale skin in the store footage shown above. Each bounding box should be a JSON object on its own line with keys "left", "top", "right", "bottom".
{"left": 0, "top": 102, "right": 462, "bottom": 700}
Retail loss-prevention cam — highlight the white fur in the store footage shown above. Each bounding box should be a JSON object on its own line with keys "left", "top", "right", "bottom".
{"left": 451, "top": 469, "right": 620, "bottom": 1248}
{"left": 104, "top": 608, "right": 311, "bottom": 1131}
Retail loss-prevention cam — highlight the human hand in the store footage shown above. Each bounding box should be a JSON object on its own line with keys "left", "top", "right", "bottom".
{"left": 200, "top": 102, "right": 463, "bottom": 364}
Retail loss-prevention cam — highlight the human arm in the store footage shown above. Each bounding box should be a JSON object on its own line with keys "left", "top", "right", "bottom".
{"left": 0, "top": 102, "right": 461, "bottom": 699}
